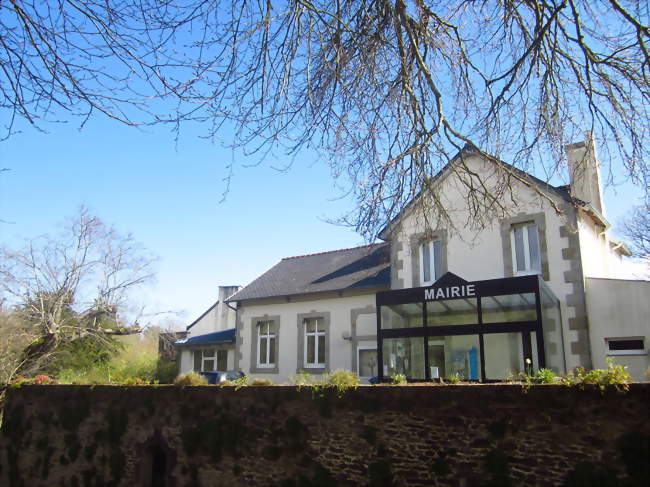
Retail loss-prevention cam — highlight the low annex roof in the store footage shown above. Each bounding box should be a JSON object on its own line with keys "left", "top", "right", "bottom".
{"left": 175, "top": 328, "right": 236, "bottom": 347}
{"left": 226, "top": 243, "right": 391, "bottom": 303}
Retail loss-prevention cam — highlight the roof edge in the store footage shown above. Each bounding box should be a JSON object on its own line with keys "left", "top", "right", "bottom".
{"left": 282, "top": 242, "right": 384, "bottom": 261}
{"left": 228, "top": 283, "right": 390, "bottom": 305}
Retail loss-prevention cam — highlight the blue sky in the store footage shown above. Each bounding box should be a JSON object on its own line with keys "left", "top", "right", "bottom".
{"left": 0, "top": 115, "right": 644, "bottom": 328}
{"left": 0, "top": 116, "right": 365, "bottom": 327}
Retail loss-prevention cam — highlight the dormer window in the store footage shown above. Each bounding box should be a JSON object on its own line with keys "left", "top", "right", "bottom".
{"left": 511, "top": 223, "right": 541, "bottom": 275}
{"left": 420, "top": 239, "right": 443, "bottom": 285}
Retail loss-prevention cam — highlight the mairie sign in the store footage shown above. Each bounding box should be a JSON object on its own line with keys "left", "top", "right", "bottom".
{"left": 424, "top": 284, "right": 475, "bottom": 301}
{"left": 423, "top": 272, "right": 476, "bottom": 301}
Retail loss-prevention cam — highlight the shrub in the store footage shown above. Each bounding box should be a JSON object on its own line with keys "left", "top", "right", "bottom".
{"left": 326, "top": 369, "right": 360, "bottom": 394}
{"left": 447, "top": 373, "right": 462, "bottom": 384}
{"left": 123, "top": 377, "right": 146, "bottom": 386}
{"left": 33, "top": 374, "right": 57, "bottom": 385}
{"left": 49, "top": 335, "right": 123, "bottom": 376}
{"left": 8, "top": 376, "right": 31, "bottom": 388}
{"left": 221, "top": 375, "right": 249, "bottom": 388}
{"left": 55, "top": 336, "right": 159, "bottom": 385}
{"left": 109, "top": 349, "right": 158, "bottom": 383}
{"left": 290, "top": 370, "right": 320, "bottom": 387}
{"left": 174, "top": 372, "right": 208, "bottom": 386}
{"left": 154, "top": 359, "right": 178, "bottom": 384}
{"left": 390, "top": 373, "right": 407, "bottom": 385}
{"left": 534, "top": 368, "right": 557, "bottom": 384}
{"left": 561, "top": 359, "right": 631, "bottom": 392}
{"left": 250, "top": 378, "right": 274, "bottom": 386}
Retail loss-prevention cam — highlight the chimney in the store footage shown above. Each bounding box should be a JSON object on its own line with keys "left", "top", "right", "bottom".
{"left": 566, "top": 133, "right": 604, "bottom": 215}
{"left": 218, "top": 285, "right": 240, "bottom": 303}
{"left": 215, "top": 285, "right": 240, "bottom": 331}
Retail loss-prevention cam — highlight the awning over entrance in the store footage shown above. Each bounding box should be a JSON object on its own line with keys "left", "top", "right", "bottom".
{"left": 376, "top": 273, "right": 565, "bottom": 382}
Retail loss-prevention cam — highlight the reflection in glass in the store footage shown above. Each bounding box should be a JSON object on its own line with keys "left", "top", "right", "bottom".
{"left": 358, "top": 348, "right": 378, "bottom": 377}
{"left": 382, "top": 337, "right": 425, "bottom": 379}
{"left": 482, "top": 293, "right": 537, "bottom": 323}
{"left": 426, "top": 298, "right": 478, "bottom": 326}
{"left": 540, "top": 284, "right": 566, "bottom": 373}
{"left": 381, "top": 303, "right": 424, "bottom": 329}
{"left": 427, "top": 335, "right": 481, "bottom": 380}
{"left": 483, "top": 333, "right": 537, "bottom": 380}
{"left": 427, "top": 340, "right": 446, "bottom": 378}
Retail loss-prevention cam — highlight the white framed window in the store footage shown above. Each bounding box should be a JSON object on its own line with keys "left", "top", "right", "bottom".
{"left": 511, "top": 223, "right": 541, "bottom": 275}
{"left": 257, "top": 321, "right": 276, "bottom": 367}
{"left": 357, "top": 346, "right": 378, "bottom": 378}
{"left": 193, "top": 348, "right": 216, "bottom": 372}
{"left": 304, "top": 318, "right": 326, "bottom": 367}
{"left": 420, "top": 239, "right": 443, "bottom": 285}
{"left": 606, "top": 337, "right": 645, "bottom": 356}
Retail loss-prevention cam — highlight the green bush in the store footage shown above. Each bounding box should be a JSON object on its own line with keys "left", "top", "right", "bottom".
{"left": 535, "top": 368, "right": 557, "bottom": 384}
{"left": 326, "top": 369, "right": 360, "bottom": 394}
{"left": 290, "top": 370, "right": 320, "bottom": 387}
{"left": 570, "top": 358, "right": 631, "bottom": 392}
{"left": 250, "top": 378, "right": 274, "bottom": 386}
{"left": 556, "top": 359, "right": 631, "bottom": 391}
{"left": 447, "top": 373, "right": 462, "bottom": 384}
{"left": 55, "top": 335, "right": 163, "bottom": 385}
{"left": 390, "top": 373, "right": 407, "bottom": 385}
{"left": 50, "top": 335, "right": 123, "bottom": 377}
{"left": 123, "top": 377, "right": 146, "bottom": 385}
{"left": 33, "top": 374, "right": 57, "bottom": 385}
{"left": 174, "top": 371, "right": 208, "bottom": 386}
{"left": 154, "top": 358, "right": 178, "bottom": 384}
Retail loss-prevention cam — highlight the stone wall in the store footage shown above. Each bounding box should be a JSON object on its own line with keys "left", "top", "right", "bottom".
{"left": 0, "top": 384, "right": 648, "bottom": 486}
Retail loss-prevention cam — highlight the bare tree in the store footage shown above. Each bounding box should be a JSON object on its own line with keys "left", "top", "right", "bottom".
{"left": 621, "top": 202, "right": 650, "bottom": 265}
{"left": 0, "top": 207, "right": 156, "bottom": 375}
{"left": 2, "top": 1, "right": 648, "bottom": 237}
{"left": 0, "top": 305, "right": 39, "bottom": 385}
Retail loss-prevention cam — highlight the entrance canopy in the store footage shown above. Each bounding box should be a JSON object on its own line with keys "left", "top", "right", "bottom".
{"left": 375, "top": 273, "right": 565, "bottom": 382}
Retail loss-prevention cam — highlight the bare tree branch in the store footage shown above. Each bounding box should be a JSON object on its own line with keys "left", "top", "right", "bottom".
{"left": 1, "top": 1, "right": 648, "bottom": 237}
{"left": 0, "top": 206, "right": 156, "bottom": 373}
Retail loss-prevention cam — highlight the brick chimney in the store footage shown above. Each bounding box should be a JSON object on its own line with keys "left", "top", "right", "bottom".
{"left": 566, "top": 134, "right": 604, "bottom": 215}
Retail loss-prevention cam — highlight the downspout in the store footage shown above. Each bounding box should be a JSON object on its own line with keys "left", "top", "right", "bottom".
{"left": 225, "top": 301, "right": 239, "bottom": 371}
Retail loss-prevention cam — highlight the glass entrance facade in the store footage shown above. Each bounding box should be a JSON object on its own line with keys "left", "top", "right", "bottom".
{"left": 376, "top": 273, "right": 565, "bottom": 381}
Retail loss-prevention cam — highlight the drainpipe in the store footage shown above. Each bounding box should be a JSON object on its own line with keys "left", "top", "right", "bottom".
{"left": 225, "top": 301, "right": 239, "bottom": 371}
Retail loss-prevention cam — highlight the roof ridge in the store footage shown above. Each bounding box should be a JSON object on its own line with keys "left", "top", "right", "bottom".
{"left": 282, "top": 242, "right": 384, "bottom": 260}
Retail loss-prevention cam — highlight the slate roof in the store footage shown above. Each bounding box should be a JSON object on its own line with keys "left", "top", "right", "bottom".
{"left": 175, "top": 328, "right": 236, "bottom": 347}
{"left": 226, "top": 243, "right": 391, "bottom": 302}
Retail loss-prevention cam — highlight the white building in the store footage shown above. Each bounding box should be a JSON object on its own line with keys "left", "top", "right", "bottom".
{"left": 177, "top": 138, "right": 649, "bottom": 382}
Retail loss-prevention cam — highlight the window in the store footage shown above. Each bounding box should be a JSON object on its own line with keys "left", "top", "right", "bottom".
{"left": 304, "top": 318, "right": 326, "bottom": 367}
{"left": 420, "top": 239, "right": 443, "bottom": 285}
{"left": 257, "top": 321, "right": 276, "bottom": 367}
{"left": 358, "top": 347, "right": 378, "bottom": 378}
{"left": 216, "top": 350, "right": 228, "bottom": 371}
{"left": 606, "top": 338, "right": 645, "bottom": 356}
{"left": 511, "top": 223, "right": 541, "bottom": 275}
{"left": 193, "top": 349, "right": 216, "bottom": 372}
